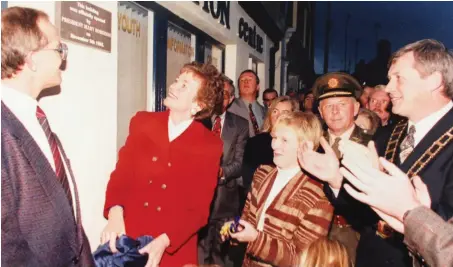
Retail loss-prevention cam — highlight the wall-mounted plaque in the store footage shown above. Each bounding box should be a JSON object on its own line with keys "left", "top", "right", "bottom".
{"left": 57, "top": 1, "right": 112, "bottom": 53}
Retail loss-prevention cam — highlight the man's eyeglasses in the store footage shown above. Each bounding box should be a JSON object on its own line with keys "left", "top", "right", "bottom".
{"left": 40, "top": 43, "right": 68, "bottom": 61}
{"left": 369, "top": 98, "right": 389, "bottom": 105}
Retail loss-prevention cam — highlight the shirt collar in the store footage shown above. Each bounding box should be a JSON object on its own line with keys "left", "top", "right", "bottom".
{"left": 1, "top": 84, "right": 38, "bottom": 121}
{"left": 328, "top": 124, "right": 356, "bottom": 143}
{"left": 241, "top": 98, "right": 256, "bottom": 107}
{"left": 276, "top": 165, "right": 301, "bottom": 178}
{"left": 408, "top": 101, "right": 453, "bottom": 142}
{"left": 168, "top": 115, "right": 193, "bottom": 129}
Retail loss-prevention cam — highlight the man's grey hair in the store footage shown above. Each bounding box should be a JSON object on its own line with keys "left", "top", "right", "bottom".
{"left": 222, "top": 74, "right": 235, "bottom": 96}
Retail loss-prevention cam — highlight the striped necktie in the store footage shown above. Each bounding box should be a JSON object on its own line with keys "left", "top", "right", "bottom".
{"left": 36, "top": 106, "right": 73, "bottom": 208}
{"left": 248, "top": 103, "right": 260, "bottom": 135}
{"left": 399, "top": 125, "right": 416, "bottom": 163}
{"left": 212, "top": 115, "right": 222, "bottom": 137}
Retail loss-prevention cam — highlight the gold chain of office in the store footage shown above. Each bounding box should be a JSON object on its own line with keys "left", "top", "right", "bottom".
{"left": 384, "top": 119, "right": 453, "bottom": 179}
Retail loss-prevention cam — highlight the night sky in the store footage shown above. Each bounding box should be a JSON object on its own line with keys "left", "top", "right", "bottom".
{"left": 314, "top": 1, "right": 453, "bottom": 74}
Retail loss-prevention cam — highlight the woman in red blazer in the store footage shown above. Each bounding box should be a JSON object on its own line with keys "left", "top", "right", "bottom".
{"left": 101, "top": 62, "right": 224, "bottom": 267}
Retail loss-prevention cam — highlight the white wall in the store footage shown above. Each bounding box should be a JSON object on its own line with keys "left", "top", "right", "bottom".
{"left": 9, "top": 1, "right": 118, "bottom": 249}
{"left": 158, "top": 1, "right": 272, "bottom": 101}
{"left": 274, "top": 46, "right": 282, "bottom": 93}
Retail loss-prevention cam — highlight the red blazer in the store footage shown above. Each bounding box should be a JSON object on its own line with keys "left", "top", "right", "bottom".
{"left": 104, "top": 111, "right": 222, "bottom": 267}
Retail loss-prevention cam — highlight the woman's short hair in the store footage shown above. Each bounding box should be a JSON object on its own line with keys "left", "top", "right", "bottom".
{"left": 273, "top": 111, "right": 322, "bottom": 150}
{"left": 299, "top": 238, "right": 350, "bottom": 267}
{"left": 1, "top": 7, "right": 49, "bottom": 79}
{"left": 356, "top": 108, "right": 381, "bottom": 135}
{"left": 180, "top": 62, "right": 223, "bottom": 120}
{"left": 262, "top": 96, "right": 299, "bottom": 132}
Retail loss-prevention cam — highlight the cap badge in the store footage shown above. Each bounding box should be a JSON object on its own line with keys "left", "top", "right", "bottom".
{"left": 328, "top": 78, "right": 339, "bottom": 88}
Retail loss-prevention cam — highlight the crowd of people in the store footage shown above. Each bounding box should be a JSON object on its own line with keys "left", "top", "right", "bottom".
{"left": 2, "top": 6, "right": 453, "bottom": 267}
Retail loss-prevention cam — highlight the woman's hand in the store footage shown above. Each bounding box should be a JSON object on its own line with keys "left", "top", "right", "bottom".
{"left": 139, "top": 234, "right": 170, "bottom": 267}
{"left": 220, "top": 220, "right": 236, "bottom": 242}
{"left": 298, "top": 137, "right": 342, "bottom": 189}
{"left": 100, "top": 206, "right": 126, "bottom": 253}
{"left": 229, "top": 220, "right": 258, "bottom": 243}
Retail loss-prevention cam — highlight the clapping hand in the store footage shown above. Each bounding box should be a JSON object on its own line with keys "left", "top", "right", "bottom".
{"left": 298, "top": 137, "right": 343, "bottom": 189}
{"left": 340, "top": 157, "right": 431, "bottom": 233}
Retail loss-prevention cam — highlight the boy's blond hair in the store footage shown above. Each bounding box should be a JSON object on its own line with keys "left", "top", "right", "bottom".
{"left": 299, "top": 238, "right": 350, "bottom": 267}
{"left": 273, "top": 111, "right": 322, "bottom": 150}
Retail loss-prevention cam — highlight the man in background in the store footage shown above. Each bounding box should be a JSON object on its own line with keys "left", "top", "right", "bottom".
{"left": 199, "top": 76, "right": 249, "bottom": 267}
{"left": 228, "top": 70, "right": 265, "bottom": 137}
{"left": 262, "top": 88, "right": 278, "bottom": 108}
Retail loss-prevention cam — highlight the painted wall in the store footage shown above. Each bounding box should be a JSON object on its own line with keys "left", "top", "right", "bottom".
{"left": 158, "top": 1, "right": 274, "bottom": 104}
{"left": 7, "top": 1, "right": 119, "bottom": 249}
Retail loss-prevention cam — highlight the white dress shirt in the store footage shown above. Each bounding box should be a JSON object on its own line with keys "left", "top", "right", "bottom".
{"left": 328, "top": 124, "right": 356, "bottom": 145}
{"left": 2, "top": 85, "right": 77, "bottom": 217}
{"left": 408, "top": 101, "right": 453, "bottom": 147}
{"left": 257, "top": 166, "right": 301, "bottom": 231}
{"left": 168, "top": 115, "right": 194, "bottom": 142}
{"left": 241, "top": 98, "right": 264, "bottom": 128}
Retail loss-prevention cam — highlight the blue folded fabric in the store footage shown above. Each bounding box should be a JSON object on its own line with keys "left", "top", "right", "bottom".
{"left": 93, "top": 235, "right": 153, "bottom": 267}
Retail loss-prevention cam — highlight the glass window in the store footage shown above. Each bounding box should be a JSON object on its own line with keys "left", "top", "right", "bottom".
{"left": 204, "top": 43, "right": 223, "bottom": 73}
{"left": 166, "top": 22, "right": 196, "bottom": 87}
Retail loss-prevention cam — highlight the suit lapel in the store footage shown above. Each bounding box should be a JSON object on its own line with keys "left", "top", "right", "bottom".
{"left": 221, "top": 112, "right": 234, "bottom": 156}
{"left": 401, "top": 108, "right": 453, "bottom": 172}
{"left": 1, "top": 103, "right": 80, "bottom": 255}
{"left": 237, "top": 99, "right": 250, "bottom": 119}
{"left": 55, "top": 136, "right": 85, "bottom": 254}
{"left": 349, "top": 125, "right": 369, "bottom": 145}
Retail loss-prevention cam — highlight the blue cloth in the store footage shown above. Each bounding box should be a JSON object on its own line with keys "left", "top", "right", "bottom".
{"left": 93, "top": 235, "right": 153, "bottom": 267}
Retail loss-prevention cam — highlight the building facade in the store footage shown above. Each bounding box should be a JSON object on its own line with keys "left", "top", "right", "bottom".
{"left": 1, "top": 1, "right": 297, "bottom": 249}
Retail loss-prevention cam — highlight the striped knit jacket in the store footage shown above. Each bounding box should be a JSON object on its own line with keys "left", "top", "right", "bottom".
{"left": 241, "top": 165, "right": 334, "bottom": 267}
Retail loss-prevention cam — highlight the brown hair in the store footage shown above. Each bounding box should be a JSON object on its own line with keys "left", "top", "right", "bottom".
{"left": 389, "top": 39, "right": 453, "bottom": 99}
{"left": 299, "top": 238, "right": 350, "bottom": 267}
{"left": 356, "top": 108, "right": 381, "bottom": 135}
{"left": 180, "top": 61, "right": 223, "bottom": 120}
{"left": 262, "top": 96, "right": 300, "bottom": 132}
{"left": 273, "top": 111, "right": 322, "bottom": 150}
{"left": 1, "top": 7, "right": 49, "bottom": 79}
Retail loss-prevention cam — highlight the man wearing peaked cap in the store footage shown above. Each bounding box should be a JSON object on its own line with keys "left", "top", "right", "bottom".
{"left": 312, "top": 72, "right": 363, "bottom": 101}
{"left": 311, "top": 72, "right": 373, "bottom": 264}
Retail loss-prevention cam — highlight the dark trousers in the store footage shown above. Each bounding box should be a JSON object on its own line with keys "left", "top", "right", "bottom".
{"left": 198, "top": 218, "right": 235, "bottom": 267}
{"left": 329, "top": 224, "right": 360, "bottom": 265}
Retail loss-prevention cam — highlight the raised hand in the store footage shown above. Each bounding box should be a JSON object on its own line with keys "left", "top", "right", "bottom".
{"left": 340, "top": 157, "right": 426, "bottom": 222}
{"left": 298, "top": 137, "right": 342, "bottom": 189}
{"left": 339, "top": 140, "right": 381, "bottom": 170}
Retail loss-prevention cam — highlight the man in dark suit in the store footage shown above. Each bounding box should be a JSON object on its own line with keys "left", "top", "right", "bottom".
{"left": 228, "top": 70, "right": 265, "bottom": 137}
{"left": 311, "top": 72, "right": 373, "bottom": 264}
{"left": 1, "top": 7, "right": 94, "bottom": 266}
{"left": 199, "top": 76, "right": 249, "bottom": 266}
{"left": 340, "top": 155, "right": 453, "bottom": 267}
{"left": 299, "top": 39, "right": 453, "bottom": 267}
